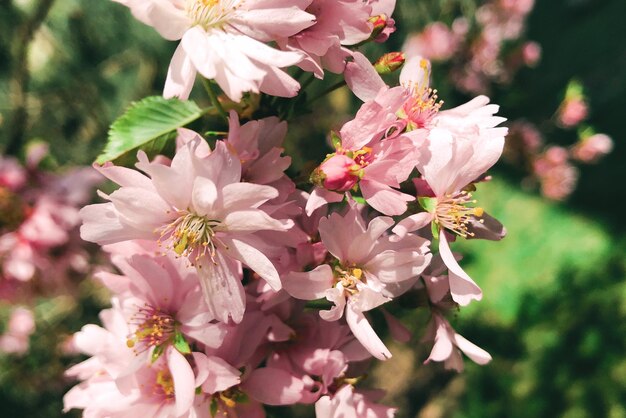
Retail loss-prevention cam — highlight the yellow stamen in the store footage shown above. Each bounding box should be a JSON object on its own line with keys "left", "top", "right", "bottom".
{"left": 434, "top": 191, "right": 484, "bottom": 238}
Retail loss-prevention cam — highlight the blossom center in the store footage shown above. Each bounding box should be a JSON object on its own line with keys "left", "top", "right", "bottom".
{"left": 186, "top": 0, "right": 242, "bottom": 29}
{"left": 211, "top": 388, "right": 247, "bottom": 414}
{"left": 334, "top": 265, "right": 365, "bottom": 295}
{"left": 433, "top": 192, "right": 483, "bottom": 238}
{"left": 400, "top": 60, "right": 443, "bottom": 129}
{"left": 154, "top": 368, "right": 176, "bottom": 400}
{"left": 159, "top": 211, "right": 222, "bottom": 263}
{"left": 126, "top": 304, "right": 177, "bottom": 354}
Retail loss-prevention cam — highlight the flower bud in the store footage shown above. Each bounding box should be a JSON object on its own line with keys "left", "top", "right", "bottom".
{"left": 368, "top": 14, "right": 388, "bottom": 39}
{"left": 312, "top": 154, "right": 360, "bottom": 192}
{"left": 374, "top": 52, "right": 406, "bottom": 74}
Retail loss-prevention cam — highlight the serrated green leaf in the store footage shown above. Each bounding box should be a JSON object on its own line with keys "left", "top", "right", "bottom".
{"left": 173, "top": 330, "right": 191, "bottom": 354}
{"left": 96, "top": 96, "right": 205, "bottom": 164}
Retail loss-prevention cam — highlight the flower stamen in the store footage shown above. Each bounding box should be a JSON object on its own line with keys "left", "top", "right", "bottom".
{"left": 126, "top": 304, "right": 177, "bottom": 354}
{"left": 434, "top": 191, "right": 484, "bottom": 238}
{"left": 334, "top": 265, "right": 365, "bottom": 295}
{"left": 186, "top": 0, "right": 242, "bottom": 29}
{"left": 159, "top": 211, "right": 223, "bottom": 264}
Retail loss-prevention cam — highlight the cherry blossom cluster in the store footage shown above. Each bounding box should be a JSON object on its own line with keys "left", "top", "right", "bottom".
{"left": 404, "top": 0, "right": 539, "bottom": 94}
{"left": 403, "top": 1, "right": 612, "bottom": 201}
{"left": 0, "top": 146, "right": 101, "bottom": 354}
{"left": 64, "top": 1, "right": 510, "bottom": 417}
{"left": 504, "top": 81, "right": 613, "bottom": 200}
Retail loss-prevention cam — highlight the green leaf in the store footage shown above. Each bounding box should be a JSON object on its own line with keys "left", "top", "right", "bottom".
{"left": 418, "top": 196, "right": 437, "bottom": 213}
{"left": 151, "top": 344, "right": 165, "bottom": 363}
{"left": 96, "top": 96, "right": 205, "bottom": 164}
{"left": 173, "top": 330, "right": 191, "bottom": 354}
{"left": 351, "top": 196, "right": 367, "bottom": 205}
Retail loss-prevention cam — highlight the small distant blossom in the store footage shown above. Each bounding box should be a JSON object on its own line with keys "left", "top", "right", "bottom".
{"left": 533, "top": 146, "right": 579, "bottom": 201}
{"left": 571, "top": 133, "right": 613, "bottom": 163}
{"left": 0, "top": 307, "right": 35, "bottom": 355}
{"left": 403, "top": 22, "right": 459, "bottom": 62}
{"left": 558, "top": 96, "right": 588, "bottom": 128}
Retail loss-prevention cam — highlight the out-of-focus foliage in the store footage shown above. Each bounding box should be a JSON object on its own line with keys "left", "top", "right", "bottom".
{"left": 0, "top": 0, "right": 624, "bottom": 417}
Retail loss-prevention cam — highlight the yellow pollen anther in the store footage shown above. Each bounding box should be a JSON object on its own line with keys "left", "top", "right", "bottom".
{"left": 159, "top": 211, "right": 223, "bottom": 264}
{"left": 334, "top": 265, "right": 365, "bottom": 295}
{"left": 434, "top": 191, "right": 484, "bottom": 238}
{"left": 155, "top": 369, "right": 175, "bottom": 399}
{"left": 186, "top": 0, "right": 241, "bottom": 29}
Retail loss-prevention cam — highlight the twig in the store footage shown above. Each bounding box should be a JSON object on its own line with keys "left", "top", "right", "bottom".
{"left": 5, "top": 0, "right": 57, "bottom": 156}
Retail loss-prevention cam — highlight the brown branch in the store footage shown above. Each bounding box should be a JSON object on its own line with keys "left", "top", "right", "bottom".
{"left": 4, "top": 0, "right": 56, "bottom": 156}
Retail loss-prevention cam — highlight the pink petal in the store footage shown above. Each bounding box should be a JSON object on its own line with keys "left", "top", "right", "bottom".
{"left": 392, "top": 212, "right": 433, "bottom": 238}
{"left": 241, "top": 367, "right": 305, "bottom": 405}
{"left": 222, "top": 237, "right": 282, "bottom": 290}
{"left": 453, "top": 333, "right": 492, "bottom": 365}
{"left": 167, "top": 348, "right": 195, "bottom": 417}
{"left": 191, "top": 177, "right": 218, "bottom": 216}
{"left": 164, "top": 43, "right": 197, "bottom": 100}
{"left": 193, "top": 352, "right": 241, "bottom": 394}
{"left": 222, "top": 210, "right": 290, "bottom": 232}
{"left": 345, "top": 304, "right": 392, "bottom": 360}
{"left": 345, "top": 51, "right": 387, "bottom": 102}
{"left": 197, "top": 252, "right": 246, "bottom": 323}
{"left": 360, "top": 179, "right": 414, "bottom": 216}
{"left": 346, "top": 216, "right": 394, "bottom": 263}
{"left": 382, "top": 309, "right": 412, "bottom": 343}
{"left": 282, "top": 264, "right": 334, "bottom": 300}
{"left": 438, "top": 232, "right": 482, "bottom": 306}
{"left": 305, "top": 187, "right": 344, "bottom": 216}
{"left": 219, "top": 183, "right": 278, "bottom": 212}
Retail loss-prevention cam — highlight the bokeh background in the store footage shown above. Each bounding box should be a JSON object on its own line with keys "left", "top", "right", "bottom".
{"left": 0, "top": 0, "right": 625, "bottom": 417}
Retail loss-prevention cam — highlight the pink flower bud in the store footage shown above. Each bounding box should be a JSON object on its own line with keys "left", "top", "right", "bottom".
{"left": 374, "top": 52, "right": 405, "bottom": 74}
{"left": 571, "top": 133, "right": 613, "bottom": 163}
{"left": 8, "top": 307, "right": 35, "bottom": 337}
{"left": 314, "top": 154, "right": 360, "bottom": 192}
{"left": 522, "top": 41, "right": 541, "bottom": 67}
{"left": 558, "top": 97, "right": 588, "bottom": 128}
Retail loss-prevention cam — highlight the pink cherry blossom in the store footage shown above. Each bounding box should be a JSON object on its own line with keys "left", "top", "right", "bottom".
{"left": 403, "top": 22, "right": 459, "bottom": 62}
{"left": 97, "top": 250, "right": 226, "bottom": 354}
{"left": 0, "top": 307, "right": 35, "bottom": 355}
{"left": 393, "top": 95, "right": 507, "bottom": 306}
{"left": 280, "top": 0, "right": 374, "bottom": 78}
{"left": 307, "top": 85, "right": 420, "bottom": 216}
{"left": 571, "top": 133, "right": 613, "bottom": 163}
{"left": 80, "top": 138, "right": 293, "bottom": 323}
{"left": 114, "top": 0, "right": 316, "bottom": 101}
{"left": 423, "top": 312, "right": 492, "bottom": 372}
{"left": 283, "top": 205, "right": 431, "bottom": 359}
{"left": 315, "top": 385, "right": 396, "bottom": 418}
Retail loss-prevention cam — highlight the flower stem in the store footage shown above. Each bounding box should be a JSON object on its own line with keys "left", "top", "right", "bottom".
{"left": 310, "top": 80, "right": 347, "bottom": 103}
{"left": 202, "top": 78, "right": 228, "bottom": 121}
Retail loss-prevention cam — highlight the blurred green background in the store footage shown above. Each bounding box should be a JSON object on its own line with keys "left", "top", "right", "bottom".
{"left": 0, "top": 0, "right": 625, "bottom": 417}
